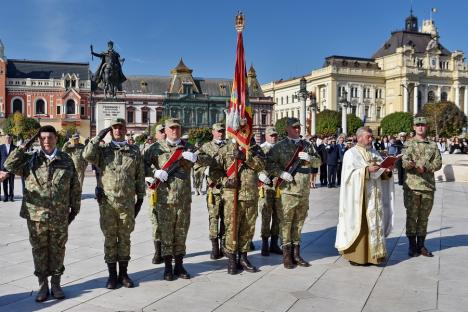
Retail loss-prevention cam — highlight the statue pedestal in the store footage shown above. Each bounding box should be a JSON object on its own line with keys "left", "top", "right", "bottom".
{"left": 95, "top": 100, "right": 126, "bottom": 141}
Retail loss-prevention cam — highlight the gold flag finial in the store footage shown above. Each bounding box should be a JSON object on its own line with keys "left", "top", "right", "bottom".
{"left": 235, "top": 11, "right": 245, "bottom": 32}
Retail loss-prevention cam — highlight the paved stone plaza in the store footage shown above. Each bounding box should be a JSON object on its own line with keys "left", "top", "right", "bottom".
{"left": 0, "top": 175, "right": 467, "bottom": 312}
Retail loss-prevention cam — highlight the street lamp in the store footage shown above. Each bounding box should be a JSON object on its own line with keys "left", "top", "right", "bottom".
{"left": 308, "top": 93, "right": 318, "bottom": 135}
{"left": 339, "top": 90, "right": 350, "bottom": 135}
{"left": 297, "top": 77, "right": 309, "bottom": 136}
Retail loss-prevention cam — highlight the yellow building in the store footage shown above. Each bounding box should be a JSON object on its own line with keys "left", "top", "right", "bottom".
{"left": 262, "top": 12, "right": 468, "bottom": 132}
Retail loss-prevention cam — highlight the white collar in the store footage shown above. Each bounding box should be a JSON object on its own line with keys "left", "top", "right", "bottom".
{"left": 166, "top": 138, "right": 181, "bottom": 146}
{"left": 213, "top": 139, "right": 225, "bottom": 145}
{"left": 261, "top": 142, "right": 274, "bottom": 148}
{"left": 112, "top": 140, "right": 127, "bottom": 146}
{"left": 288, "top": 137, "right": 301, "bottom": 144}
{"left": 42, "top": 148, "right": 58, "bottom": 160}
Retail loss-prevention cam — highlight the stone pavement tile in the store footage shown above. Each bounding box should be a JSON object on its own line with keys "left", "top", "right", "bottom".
{"left": 0, "top": 262, "right": 35, "bottom": 284}
{"left": 1, "top": 297, "right": 85, "bottom": 312}
{"left": 288, "top": 296, "right": 363, "bottom": 312}
{"left": 437, "top": 293, "right": 468, "bottom": 312}
{"left": 213, "top": 301, "right": 264, "bottom": 312}
{"left": 65, "top": 302, "right": 119, "bottom": 312}
{"left": 0, "top": 283, "right": 32, "bottom": 307}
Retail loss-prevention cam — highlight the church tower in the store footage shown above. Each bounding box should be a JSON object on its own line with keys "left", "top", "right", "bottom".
{"left": 0, "top": 40, "right": 6, "bottom": 117}
{"left": 168, "top": 58, "right": 199, "bottom": 94}
{"left": 247, "top": 64, "right": 264, "bottom": 97}
{"left": 405, "top": 9, "right": 418, "bottom": 32}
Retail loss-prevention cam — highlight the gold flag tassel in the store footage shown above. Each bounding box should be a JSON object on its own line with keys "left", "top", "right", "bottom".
{"left": 258, "top": 186, "right": 265, "bottom": 198}
{"left": 149, "top": 190, "right": 157, "bottom": 207}
{"left": 275, "top": 186, "right": 281, "bottom": 198}
{"left": 208, "top": 188, "right": 214, "bottom": 205}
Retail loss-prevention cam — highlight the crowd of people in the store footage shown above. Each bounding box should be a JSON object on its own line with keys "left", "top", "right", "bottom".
{"left": 0, "top": 115, "right": 453, "bottom": 303}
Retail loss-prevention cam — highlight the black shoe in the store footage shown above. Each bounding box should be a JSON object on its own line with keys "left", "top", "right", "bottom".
{"left": 50, "top": 275, "right": 65, "bottom": 299}
{"left": 417, "top": 236, "right": 434, "bottom": 257}
{"left": 2, "top": 197, "right": 7, "bottom": 202}
{"left": 407, "top": 236, "right": 419, "bottom": 257}
{"left": 35, "top": 277, "right": 49, "bottom": 302}
{"left": 292, "top": 244, "right": 310, "bottom": 267}
{"left": 261, "top": 237, "right": 270, "bottom": 256}
{"left": 282, "top": 245, "right": 295, "bottom": 269}
{"left": 163, "top": 256, "right": 174, "bottom": 281}
{"left": 226, "top": 252, "right": 238, "bottom": 275}
{"left": 106, "top": 263, "right": 118, "bottom": 289}
{"left": 118, "top": 261, "right": 134, "bottom": 288}
{"left": 238, "top": 252, "right": 257, "bottom": 273}
{"left": 152, "top": 241, "right": 162, "bottom": 264}
{"left": 173, "top": 255, "right": 190, "bottom": 279}
{"left": 269, "top": 235, "right": 283, "bottom": 255}
{"left": 210, "top": 238, "right": 221, "bottom": 260}
{"left": 9, "top": 197, "right": 14, "bottom": 202}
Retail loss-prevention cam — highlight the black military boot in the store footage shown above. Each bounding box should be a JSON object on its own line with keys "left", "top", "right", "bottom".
{"left": 163, "top": 256, "right": 174, "bottom": 281}
{"left": 219, "top": 238, "right": 226, "bottom": 258}
{"left": 292, "top": 244, "right": 310, "bottom": 267}
{"left": 239, "top": 252, "right": 258, "bottom": 273}
{"left": 226, "top": 252, "right": 238, "bottom": 275}
{"left": 407, "top": 236, "right": 419, "bottom": 257}
{"left": 261, "top": 236, "right": 270, "bottom": 256}
{"left": 118, "top": 261, "right": 134, "bottom": 288}
{"left": 174, "top": 255, "right": 190, "bottom": 279}
{"left": 282, "top": 245, "right": 295, "bottom": 269}
{"left": 210, "top": 238, "right": 221, "bottom": 260}
{"left": 50, "top": 275, "right": 65, "bottom": 299}
{"left": 249, "top": 241, "right": 256, "bottom": 251}
{"left": 417, "top": 236, "right": 434, "bottom": 257}
{"left": 152, "top": 241, "right": 162, "bottom": 264}
{"left": 106, "top": 262, "right": 118, "bottom": 289}
{"left": 269, "top": 235, "right": 283, "bottom": 255}
{"left": 35, "top": 276, "right": 49, "bottom": 302}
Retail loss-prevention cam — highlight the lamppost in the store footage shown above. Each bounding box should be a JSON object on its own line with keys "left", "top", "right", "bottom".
{"left": 297, "top": 77, "right": 309, "bottom": 136}
{"left": 400, "top": 83, "right": 416, "bottom": 113}
{"left": 339, "top": 90, "right": 350, "bottom": 135}
{"left": 309, "top": 93, "right": 318, "bottom": 135}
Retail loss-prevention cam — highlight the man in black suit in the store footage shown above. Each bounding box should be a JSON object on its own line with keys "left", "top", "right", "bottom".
{"left": 317, "top": 137, "right": 328, "bottom": 187}
{"left": 0, "top": 135, "right": 16, "bottom": 201}
{"left": 326, "top": 138, "right": 340, "bottom": 188}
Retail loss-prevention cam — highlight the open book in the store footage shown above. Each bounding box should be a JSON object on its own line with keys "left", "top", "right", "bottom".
{"left": 379, "top": 154, "right": 402, "bottom": 169}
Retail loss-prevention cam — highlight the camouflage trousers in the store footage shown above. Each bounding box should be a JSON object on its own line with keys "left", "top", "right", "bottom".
{"left": 258, "top": 189, "right": 280, "bottom": 238}
{"left": 403, "top": 188, "right": 434, "bottom": 236}
{"left": 223, "top": 193, "right": 257, "bottom": 253}
{"left": 27, "top": 218, "right": 68, "bottom": 278}
{"left": 156, "top": 200, "right": 191, "bottom": 257}
{"left": 207, "top": 189, "right": 224, "bottom": 239}
{"left": 193, "top": 168, "right": 204, "bottom": 194}
{"left": 148, "top": 190, "right": 160, "bottom": 241}
{"left": 277, "top": 193, "right": 309, "bottom": 245}
{"left": 99, "top": 200, "right": 135, "bottom": 263}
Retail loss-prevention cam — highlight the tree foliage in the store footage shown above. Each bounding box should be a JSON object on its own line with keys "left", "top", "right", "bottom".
{"left": 316, "top": 110, "right": 341, "bottom": 136}
{"left": 188, "top": 128, "right": 212, "bottom": 145}
{"left": 380, "top": 112, "right": 413, "bottom": 136}
{"left": 274, "top": 117, "right": 288, "bottom": 138}
{"left": 57, "top": 125, "right": 78, "bottom": 148}
{"left": 1, "top": 112, "right": 41, "bottom": 140}
{"left": 422, "top": 101, "right": 466, "bottom": 137}
{"left": 347, "top": 114, "right": 364, "bottom": 136}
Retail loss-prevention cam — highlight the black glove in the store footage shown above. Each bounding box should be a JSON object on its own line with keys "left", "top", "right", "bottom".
{"left": 134, "top": 198, "right": 144, "bottom": 218}
{"left": 95, "top": 186, "right": 104, "bottom": 203}
{"left": 23, "top": 131, "right": 40, "bottom": 150}
{"left": 97, "top": 127, "right": 112, "bottom": 141}
{"left": 68, "top": 211, "right": 77, "bottom": 225}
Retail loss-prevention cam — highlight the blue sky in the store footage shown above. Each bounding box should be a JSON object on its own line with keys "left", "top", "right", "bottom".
{"left": 1, "top": 0, "right": 467, "bottom": 84}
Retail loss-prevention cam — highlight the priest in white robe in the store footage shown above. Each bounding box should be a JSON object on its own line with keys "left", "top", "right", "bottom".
{"left": 335, "top": 127, "right": 394, "bottom": 265}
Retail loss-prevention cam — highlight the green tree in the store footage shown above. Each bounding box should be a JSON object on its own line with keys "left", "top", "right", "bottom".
{"left": 57, "top": 125, "right": 77, "bottom": 148}
{"left": 188, "top": 128, "right": 212, "bottom": 145}
{"left": 347, "top": 114, "right": 364, "bottom": 136}
{"left": 422, "top": 101, "right": 466, "bottom": 137}
{"left": 274, "top": 117, "right": 288, "bottom": 138}
{"left": 380, "top": 112, "right": 413, "bottom": 136}
{"left": 1, "top": 112, "right": 40, "bottom": 140}
{"left": 316, "top": 110, "right": 341, "bottom": 136}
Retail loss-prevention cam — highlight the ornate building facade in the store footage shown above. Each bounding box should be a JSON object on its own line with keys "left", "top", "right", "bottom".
{"left": 91, "top": 59, "right": 275, "bottom": 140}
{"left": 262, "top": 12, "right": 468, "bottom": 132}
{"left": 0, "top": 40, "right": 92, "bottom": 140}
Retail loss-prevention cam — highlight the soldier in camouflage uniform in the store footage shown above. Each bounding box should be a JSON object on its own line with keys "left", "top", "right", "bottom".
{"left": 402, "top": 116, "right": 442, "bottom": 257}
{"left": 145, "top": 118, "right": 210, "bottom": 281}
{"left": 192, "top": 162, "right": 205, "bottom": 195}
{"left": 258, "top": 126, "right": 282, "bottom": 256}
{"left": 197, "top": 123, "right": 226, "bottom": 259}
{"left": 267, "top": 118, "right": 321, "bottom": 269}
{"left": 215, "top": 139, "right": 265, "bottom": 274}
{"left": 83, "top": 118, "right": 145, "bottom": 289}
{"left": 62, "top": 133, "right": 87, "bottom": 188}
{"left": 4, "top": 125, "right": 81, "bottom": 302}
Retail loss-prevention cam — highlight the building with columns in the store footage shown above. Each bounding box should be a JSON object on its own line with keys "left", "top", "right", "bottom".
{"left": 262, "top": 12, "right": 468, "bottom": 133}
{"left": 0, "top": 40, "right": 92, "bottom": 140}
{"left": 91, "top": 59, "right": 275, "bottom": 141}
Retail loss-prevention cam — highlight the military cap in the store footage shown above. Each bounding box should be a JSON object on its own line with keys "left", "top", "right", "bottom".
{"left": 265, "top": 126, "right": 278, "bottom": 136}
{"left": 398, "top": 132, "right": 407, "bottom": 137}
{"left": 165, "top": 118, "right": 181, "bottom": 128}
{"left": 72, "top": 133, "right": 80, "bottom": 139}
{"left": 181, "top": 134, "right": 189, "bottom": 140}
{"left": 413, "top": 116, "right": 428, "bottom": 125}
{"left": 155, "top": 124, "right": 165, "bottom": 132}
{"left": 286, "top": 117, "right": 301, "bottom": 127}
{"left": 109, "top": 117, "right": 126, "bottom": 127}
{"left": 212, "top": 123, "right": 225, "bottom": 131}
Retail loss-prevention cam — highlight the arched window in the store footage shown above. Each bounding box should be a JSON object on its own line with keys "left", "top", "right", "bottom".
{"left": 12, "top": 98, "right": 23, "bottom": 113}
{"left": 441, "top": 92, "right": 448, "bottom": 102}
{"left": 427, "top": 91, "right": 435, "bottom": 103}
{"left": 66, "top": 99, "right": 75, "bottom": 114}
{"left": 35, "top": 99, "right": 46, "bottom": 115}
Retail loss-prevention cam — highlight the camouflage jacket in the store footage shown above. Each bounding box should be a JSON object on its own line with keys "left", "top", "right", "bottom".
{"left": 402, "top": 138, "right": 442, "bottom": 192}
{"left": 198, "top": 140, "right": 226, "bottom": 194}
{"left": 4, "top": 147, "right": 81, "bottom": 221}
{"left": 267, "top": 138, "right": 321, "bottom": 197}
{"left": 62, "top": 142, "right": 88, "bottom": 173}
{"left": 144, "top": 140, "right": 211, "bottom": 204}
{"left": 259, "top": 142, "right": 277, "bottom": 191}
{"left": 83, "top": 137, "right": 146, "bottom": 208}
{"left": 215, "top": 141, "right": 265, "bottom": 201}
